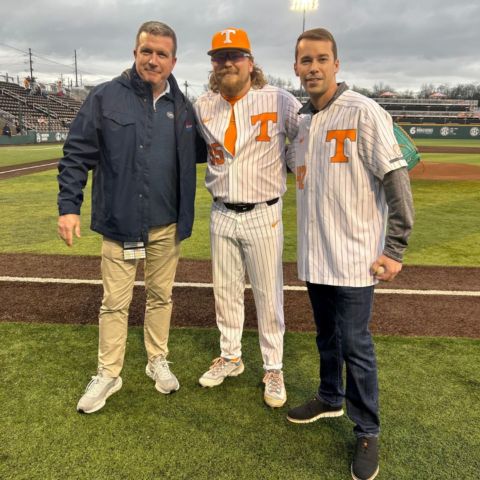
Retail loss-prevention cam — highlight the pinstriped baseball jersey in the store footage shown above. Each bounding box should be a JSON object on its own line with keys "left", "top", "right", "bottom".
{"left": 294, "top": 89, "right": 408, "bottom": 287}
{"left": 194, "top": 85, "right": 301, "bottom": 203}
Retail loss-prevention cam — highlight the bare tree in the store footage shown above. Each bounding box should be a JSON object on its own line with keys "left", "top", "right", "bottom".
{"left": 351, "top": 85, "right": 373, "bottom": 98}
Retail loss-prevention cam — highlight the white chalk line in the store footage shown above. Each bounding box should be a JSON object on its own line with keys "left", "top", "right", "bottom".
{"left": 1, "top": 276, "right": 479, "bottom": 297}
{"left": 1, "top": 146, "right": 61, "bottom": 151}
{"left": 0, "top": 162, "right": 58, "bottom": 175}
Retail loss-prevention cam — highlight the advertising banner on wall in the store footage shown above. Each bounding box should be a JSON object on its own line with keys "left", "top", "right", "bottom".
{"left": 400, "top": 124, "right": 480, "bottom": 139}
{"left": 0, "top": 132, "right": 67, "bottom": 145}
{"left": 35, "top": 131, "right": 69, "bottom": 143}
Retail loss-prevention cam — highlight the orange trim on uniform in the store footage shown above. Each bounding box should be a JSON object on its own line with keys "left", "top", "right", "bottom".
{"left": 223, "top": 93, "right": 247, "bottom": 156}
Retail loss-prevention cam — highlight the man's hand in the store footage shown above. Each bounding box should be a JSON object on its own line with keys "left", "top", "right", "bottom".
{"left": 370, "top": 254, "right": 402, "bottom": 282}
{"left": 58, "top": 214, "right": 81, "bottom": 247}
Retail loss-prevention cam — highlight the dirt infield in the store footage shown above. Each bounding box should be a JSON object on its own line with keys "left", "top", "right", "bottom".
{"left": 0, "top": 159, "right": 60, "bottom": 179}
{"left": 409, "top": 161, "right": 480, "bottom": 180}
{"left": 1, "top": 147, "right": 479, "bottom": 337}
{"left": 418, "top": 145, "right": 480, "bottom": 154}
{"left": 1, "top": 253, "right": 479, "bottom": 338}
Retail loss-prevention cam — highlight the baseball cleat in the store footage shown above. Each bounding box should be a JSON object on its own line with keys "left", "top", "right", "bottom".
{"left": 199, "top": 357, "right": 244, "bottom": 387}
{"left": 263, "top": 369, "right": 287, "bottom": 408}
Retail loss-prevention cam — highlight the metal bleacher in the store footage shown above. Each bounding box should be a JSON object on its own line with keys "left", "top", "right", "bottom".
{"left": 0, "top": 81, "right": 83, "bottom": 133}
{"left": 375, "top": 97, "right": 479, "bottom": 125}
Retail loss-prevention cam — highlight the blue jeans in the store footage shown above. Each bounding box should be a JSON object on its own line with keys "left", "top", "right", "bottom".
{"left": 306, "top": 282, "right": 379, "bottom": 437}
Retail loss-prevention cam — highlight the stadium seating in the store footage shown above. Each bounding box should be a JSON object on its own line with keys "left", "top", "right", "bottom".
{"left": 375, "top": 97, "right": 479, "bottom": 125}
{"left": 0, "top": 81, "right": 82, "bottom": 133}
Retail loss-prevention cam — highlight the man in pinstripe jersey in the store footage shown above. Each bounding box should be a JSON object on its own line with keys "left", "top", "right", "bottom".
{"left": 193, "top": 27, "right": 301, "bottom": 408}
{"left": 286, "top": 29, "right": 414, "bottom": 480}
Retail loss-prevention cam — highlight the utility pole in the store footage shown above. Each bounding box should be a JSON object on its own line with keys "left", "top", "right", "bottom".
{"left": 74, "top": 49, "right": 78, "bottom": 87}
{"left": 183, "top": 80, "right": 189, "bottom": 98}
{"left": 28, "top": 48, "right": 34, "bottom": 79}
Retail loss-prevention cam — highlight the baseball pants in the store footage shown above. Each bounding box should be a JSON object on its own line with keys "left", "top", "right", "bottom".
{"left": 210, "top": 199, "right": 285, "bottom": 370}
{"left": 98, "top": 224, "right": 180, "bottom": 377}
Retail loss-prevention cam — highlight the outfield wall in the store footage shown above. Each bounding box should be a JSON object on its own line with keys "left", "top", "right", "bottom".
{"left": 0, "top": 133, "right": 36, "bottom": 145}
{"left": 399, "top": 123, "right": 480, "bottom": 139}
{"left": 0, "top": 131, "right": 68, "bottom": 145}
{"left": 3, "top": 125, "right": 479, "bottom": 144}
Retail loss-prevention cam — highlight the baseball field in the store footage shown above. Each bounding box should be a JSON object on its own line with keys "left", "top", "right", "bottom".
{"left": 1, "top": 140, "right": 479, "bottom": 479}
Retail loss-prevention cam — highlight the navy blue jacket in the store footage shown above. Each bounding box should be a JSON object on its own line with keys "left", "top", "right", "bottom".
{"left": 57, "top": 65, "right": 206, "bottom": 243}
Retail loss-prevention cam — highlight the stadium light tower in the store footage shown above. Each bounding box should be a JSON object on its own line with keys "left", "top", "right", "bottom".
{"left": 291, "top": 1, "right": 319, "bottom": 103}
{"left": 290, "top": 0, "right": 319, "bottom": 32}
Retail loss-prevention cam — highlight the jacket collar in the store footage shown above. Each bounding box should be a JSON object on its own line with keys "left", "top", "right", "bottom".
{"left": 117, "top": 63, "right": 183, "bottom": 103}
{"left": 299, "top": 82, "right": 349, "bottom": 115}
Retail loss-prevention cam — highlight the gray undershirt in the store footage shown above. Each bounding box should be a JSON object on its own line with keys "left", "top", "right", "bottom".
{"left": 382, "top": 167, "right": 414, "bottom": 262}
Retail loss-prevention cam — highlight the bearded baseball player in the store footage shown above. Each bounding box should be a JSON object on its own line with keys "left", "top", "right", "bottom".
{"left": 194, "top": 27, "right": 301, "bottom": 408}
{"left": 286, "top": 29, "right": 414, "bottom": 480}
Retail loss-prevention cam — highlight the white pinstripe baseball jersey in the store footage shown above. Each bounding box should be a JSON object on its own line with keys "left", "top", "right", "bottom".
{"left": 194, "top": 85, "right": 301, "bottom": 203}
{"left": 294, "top": 89, "right": 408, "bottom": 287}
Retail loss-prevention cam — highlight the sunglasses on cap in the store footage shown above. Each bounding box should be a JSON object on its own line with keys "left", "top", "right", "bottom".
{"left": 211, "top": 51, "right": 252, "bottom": 64}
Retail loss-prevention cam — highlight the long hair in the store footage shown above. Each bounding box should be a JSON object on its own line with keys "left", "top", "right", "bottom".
{"left": 208, "top": 63, "right": 267, "bottom": 93}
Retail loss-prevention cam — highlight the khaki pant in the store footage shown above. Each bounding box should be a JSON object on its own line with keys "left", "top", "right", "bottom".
{"left": 98, "top": 224, "right": 180, "bottom": 377}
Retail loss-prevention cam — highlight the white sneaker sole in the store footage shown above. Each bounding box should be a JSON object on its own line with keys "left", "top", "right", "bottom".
{"left": 145, "top": 365, "right": 180, "bottom": 394}
{"left": 77, "top": 377, "right": 123, "bottom": 414}
{"left": 351, "top": 464, "right": 379, "bottom": 480}
{"left": 264, "top": 393, "right": 287, "bottom": 408}
{"left": 286, "top": 408, "right": 344, "bottom": 424}
{"left": 199, "top": 362, "right": 245, "bottom": 387}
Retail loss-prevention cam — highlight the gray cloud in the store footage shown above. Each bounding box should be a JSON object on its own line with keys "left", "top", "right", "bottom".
{"left": 0, "top": 0, "right": 478, "bottom": 92}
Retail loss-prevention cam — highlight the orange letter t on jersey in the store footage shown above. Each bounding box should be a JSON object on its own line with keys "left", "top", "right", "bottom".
{"left": 251, "top": 112, "right": 278, "bottom": 142}
{"left": 326, "top": 129, "right": 357, "bottom": 163}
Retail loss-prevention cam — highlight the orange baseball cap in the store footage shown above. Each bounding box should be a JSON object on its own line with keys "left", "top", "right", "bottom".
{"left": 208, "top": 27, "right": 252, "bottom": 55}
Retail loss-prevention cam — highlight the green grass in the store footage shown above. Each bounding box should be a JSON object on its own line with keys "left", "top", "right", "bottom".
{"left": 0, "top": 165, "right": 298, "bottom": 261}
{"left": 0, "top": 138, "right": 477, "bottom": 169}
{"left": 419, "top": 153, "right": 480, "bottom": 166}
{"left": 414, "top": 138, "right": 480, "bottom": 148}
{"left": 1, "top": 322, "right": 478, "bottom": 480}
{"left": 0, "top": 144, "right": 63, "bottom": 167}
{"left": 1, "top": 163, "right": 479, "bottom": 266}
{"left": 0, "top": 168, "right": 99, "bottom": 255}
{"left": 404, "top": 180, "right": 480, "bottom": 265}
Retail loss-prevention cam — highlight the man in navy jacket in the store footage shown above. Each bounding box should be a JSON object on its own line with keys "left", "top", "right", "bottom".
{"left": 58, "top": 21, "right": 206, "bottom": 414}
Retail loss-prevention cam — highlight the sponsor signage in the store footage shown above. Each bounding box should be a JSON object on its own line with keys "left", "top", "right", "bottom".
{"left": 401, "top": 124, "right": 480, "bottom": 139}
{"left": 35, "top": 131, "right": 68, "bottom": 143}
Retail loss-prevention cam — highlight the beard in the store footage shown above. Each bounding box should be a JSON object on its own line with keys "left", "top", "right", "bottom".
{"left": 216, "top": 70, "right": 249, "bottom": 97}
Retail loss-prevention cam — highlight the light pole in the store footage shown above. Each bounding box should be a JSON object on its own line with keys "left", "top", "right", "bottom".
{"left": 291, "top": 0, "right": 318, "bottom": 31}
{"left": 290, "top": 0, "right": 319, "bottom": 102}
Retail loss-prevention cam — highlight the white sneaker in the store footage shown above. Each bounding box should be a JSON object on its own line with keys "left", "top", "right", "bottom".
{"left": 146, "top": 355, "right": 180, "bottom": 394}
{"left": 77, "top": 374, "right": 122, "bottom": 414}
{"left": 263, "top": 369, "right": 287, "bottom": 408}
{"left": 199, "top": 357, "right": 244, "bottom": 387}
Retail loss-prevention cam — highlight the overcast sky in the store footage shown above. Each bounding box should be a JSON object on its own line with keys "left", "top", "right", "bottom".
{"left": 1, "top": 0, "right": 479, "bottom": 96}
